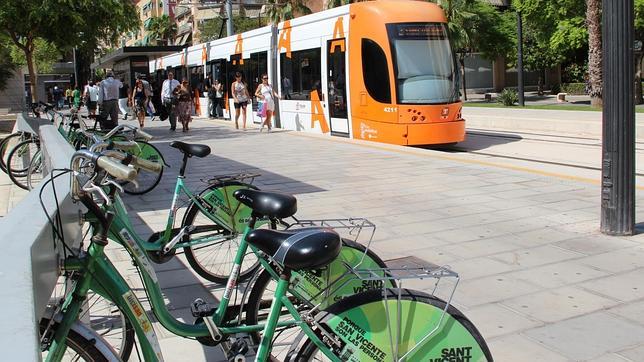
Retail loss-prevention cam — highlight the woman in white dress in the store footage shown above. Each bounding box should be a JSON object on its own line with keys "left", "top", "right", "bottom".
{"left": 254, "top": 74, "right": 280, "bottom": 132}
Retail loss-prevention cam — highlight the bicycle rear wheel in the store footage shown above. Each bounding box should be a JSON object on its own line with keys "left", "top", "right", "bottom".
{"left": 0, "top": 132, "right": 28, "bottom": 173}
{"left": 182, "top": 182, "right": 266, "bottom": 284}
{"left": 290, "top": 288, "right": 493, "bottom": 361}
{"left": 7, "top": 138, "right": 40, "bottom": 190}
{"left": 27, "top": 149, "right": 43, "bottom": 190}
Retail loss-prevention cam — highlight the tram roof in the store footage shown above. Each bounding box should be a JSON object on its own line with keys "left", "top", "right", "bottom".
{"left": 91, "top": 46, "right": 185, "bottom": 70}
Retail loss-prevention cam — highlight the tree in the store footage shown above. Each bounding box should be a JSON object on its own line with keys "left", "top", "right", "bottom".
{"left": 147, "top": 15, "right": 177, "bottom": 46}
{"left": 0, "top": 35, "right": 17, "bottom": 91}
{"left": 586, "top": 0, "right": 602, "bottom": 107}
{"left": 200, "top": 15, "right": 269, "bottom": 42}
{"left": 432, "top": 0, "right": 515, "bottom": 99}
{"left": 0, "top": 0, "right": 139, "bottom": 103}
{"left": 264, "top": 0, "right": 312, "bottom": 23}
{"left": 9, "top": 38, "right": 60, "bottom": 74}
{"left": 513, "top": 0, "right": 587, "bottom": 94}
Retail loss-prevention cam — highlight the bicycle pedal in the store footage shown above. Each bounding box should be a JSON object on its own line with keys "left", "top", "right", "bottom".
{"left": 191, "top": 298, "right": 217, "bottom": 318}
{"left": 227, "top": 338, "right": 250, "bottom": 362}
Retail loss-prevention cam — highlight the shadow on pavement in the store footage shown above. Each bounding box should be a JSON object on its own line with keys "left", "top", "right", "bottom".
{"left": 416, "top": 129, "right": 523, "bottom": 152}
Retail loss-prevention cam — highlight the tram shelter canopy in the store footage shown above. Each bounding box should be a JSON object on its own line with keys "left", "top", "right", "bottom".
{"left": 91, "top": 46, "right": 184, "bottom": 70}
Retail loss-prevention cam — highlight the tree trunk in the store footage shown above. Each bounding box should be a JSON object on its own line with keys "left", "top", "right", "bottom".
{"left": 587, "top": 0, "right": 603, "bottom": 107}
{"left": 25, "top": 46, "right": 38, "bottom": 104}
{"left": 636, "top": 54, "right": 643, "bottom": 105}
{"left": 538, "top": 70, "right": 544, "bottom": 96}
{"left": 460, "top": 56, "right": 467, "bottom": 101}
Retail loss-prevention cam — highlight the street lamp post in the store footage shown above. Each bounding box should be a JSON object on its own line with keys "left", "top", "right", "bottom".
{"left": 516, "top": 11, "right": 525, "bottom": 107}
{"left": 600, "top": 0, "right": 636, "bottom": 235}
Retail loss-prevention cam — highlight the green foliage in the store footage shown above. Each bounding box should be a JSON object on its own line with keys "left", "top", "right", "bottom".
{"left": 264, "top": 0, "right": 312, "bottom": 24}
{"left": 637, "top": 0, "right": 644, "bottom": 42}
{"left": 497, "top": 88, "right": 519, "bottom": 106}
{"left": 562, "top": 63, "right": 587, "bottom": 83}
{"left": 0, "top": 35, "right": 17, "bottom": 91}
{"left": 9, "top": 38, "right": 60, "bottom": 73}
{"left": 561, "top": 82, "right": 586, "bottom": 95}
{"left": 511, "top": 0, "right": 587, "bottom": 71}
{"left": 147, "top": 15, "right": 177, "bottom": 45}
{"left": 430, "top": 0, "right": 514, "bottom": 61}
{"left": 200, "top": 16, "right": 269, "bottom": 41}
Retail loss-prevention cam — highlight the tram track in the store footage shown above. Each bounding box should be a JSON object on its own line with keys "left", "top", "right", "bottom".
{"left": 450, "top": 129, "right": 644, "bottom": 177}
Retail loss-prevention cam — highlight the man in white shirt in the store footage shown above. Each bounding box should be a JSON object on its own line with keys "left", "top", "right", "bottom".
{"left": 98, "top": 70, "right": 123, "bottom": 129}
{"left": 161, "top": 72, "right": 180, "bottom": 131}
{"left": 86, "top": 81, "right": 100, "bottom": 116}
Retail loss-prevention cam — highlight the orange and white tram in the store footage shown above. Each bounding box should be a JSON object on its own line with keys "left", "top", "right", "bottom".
{"left": 151, "top": 0, "right": 464, "bottom": 146}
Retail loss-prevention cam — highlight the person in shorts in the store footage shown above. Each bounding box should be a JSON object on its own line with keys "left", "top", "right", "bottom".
{"left": 231, "top": 72, "right": 250, "bottom": 130}
{"left": 86, "top": 81, "right": 99, "bottom": 116}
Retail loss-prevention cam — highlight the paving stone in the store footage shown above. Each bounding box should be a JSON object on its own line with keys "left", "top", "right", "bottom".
{"left": 454, "top": 274, "right": 542, "bottom": 308}
{"left": 607, "top": 300, "right": 644, "bottom": 325}
{"left": 486, "top": 334, "right": 569, "bottom": 361}
{"left": 580, "top": 268, "right": 644, "bottom": 302}
{"left": 555, "top": 235, "right": 639, "bottom": 255}
{"left": 466, "top": 303, "right": 543, "bottom": 339}
{"left": 616, "top": 344, "right": 644, "bottom": 361}
{"left": 523, "top": 312, "right": 644, "bottom": 360}
{"left": 501, "top": 286, "right": 619, "bottom": 323}
{"left": 490, "top": 244, "right": 584, "bottom": 268}
{"left": 510, "top": 260, "right": 610, "bottom": 289}
{"left": 579, "top": 247, "right": 644, "bottom": 273}
{"left": 448, "top": 256, "right": 520, "bottom": 280}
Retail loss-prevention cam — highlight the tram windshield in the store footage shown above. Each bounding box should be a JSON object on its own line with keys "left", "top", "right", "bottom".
{"left": 388, "top": 23, "right": 458, "bottom": 104}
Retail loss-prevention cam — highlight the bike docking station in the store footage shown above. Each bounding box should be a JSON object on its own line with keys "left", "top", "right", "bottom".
{"left": 0, "top": 123, "right": 85, "bottom": 361}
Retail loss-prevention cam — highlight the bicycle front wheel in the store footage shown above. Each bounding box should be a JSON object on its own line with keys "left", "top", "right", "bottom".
{"left": 40, "top": 319, "right": 118, "bottom": 362}
{"left": 122, "top": 141, "right": 164, "bottom": 195}
{"left": 27, "top": 149, "right": 43, "bottom": 190}
{"left": 0, "top": 132, "right": 28, "bottom": 174}
{"left": 290, "top": 288, "right": 493, "bottom": 361}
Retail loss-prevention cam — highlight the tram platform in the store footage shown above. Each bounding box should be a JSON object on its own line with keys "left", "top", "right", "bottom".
{"left": 5, "top": 115, "right": 644, "bottom": 361}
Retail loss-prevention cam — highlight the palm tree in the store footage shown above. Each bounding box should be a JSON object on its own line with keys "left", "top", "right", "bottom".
{"left": 147, "top": 15, "right": 177, "bottom": 46}
{"left": 264, "top": 0, "right": 312, "bottom": 23}
{"left": 586, "top": 0, "right": 602, "bottom": 107}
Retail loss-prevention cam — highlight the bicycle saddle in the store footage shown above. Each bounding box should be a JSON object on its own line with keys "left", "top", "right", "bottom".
{"left": 170, "top": 141, "right": 211, "bottom": 158}
{"left": 246, "top": 228, "right": 341, "bottom": 270}
{"left": 233, "top": 189, "right": 297, "bottom": 219}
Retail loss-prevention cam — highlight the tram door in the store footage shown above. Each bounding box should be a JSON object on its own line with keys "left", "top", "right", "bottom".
{"left": 327, "top": 38, "right": 349, "bottom": 136}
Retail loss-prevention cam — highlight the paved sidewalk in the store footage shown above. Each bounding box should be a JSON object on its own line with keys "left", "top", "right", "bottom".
{"left": 7, "top": 116, "right": 644, "bottom": 361}
{"left": 109, "top": 117, "right": 644, "bottom": 361}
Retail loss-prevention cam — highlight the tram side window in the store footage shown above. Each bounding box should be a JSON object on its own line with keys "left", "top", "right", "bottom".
{"left": 280, "top": 48, "right": 321, "bottom": 100}
{"left": 361, "top": 39, "right": 391, "bottom": 103}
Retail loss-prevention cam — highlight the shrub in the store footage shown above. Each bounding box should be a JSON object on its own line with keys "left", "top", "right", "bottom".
{"left": 561, "top": 82, "right": 586, "bottom": 95}
{"left": 562, "top": 63, "right": 587, "bottom": 83}
{"left": 550, "top": 83, "right": 561, "bottom": 95}
{"left": 497, "top": 88, "right": 518, "bottom": 106}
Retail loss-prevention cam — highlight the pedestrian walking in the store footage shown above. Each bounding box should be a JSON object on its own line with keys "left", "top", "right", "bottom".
{"left": 118, "top": 80, "right": 131, "bottom": 121}
{"left": 131, "top": 79, "right": 148, "bottom": 128}
{"left": 231, "top": 72, "right": 250, "bottom": 130}
{"left": 72, "top": 86, "right": 82, "bottom": 109}
{"left": 213, "top": 79, "right": 224, "bottom": 118}
{"left": 255, "top": 73, "right": 280, "bottom": 132}
{"left": 282, "top": 75, "right": 292, "bottom": 100}
{"left": 173, "top": 79, "right": 192, "bottom": 132}
{"left": 65, "top": 87, "right": 73, "bottom": 108}
{"left": 86, "top": 81, "right": 99, "bottom": 116}
{"left": 161, "top": 72, "right": 181, "bottom": 131}
{"left": 97, "top": 70, "right": 123, "bottom": 130}
{"left": 137, "top": 75, "right": 154, "bottom": 118}
{"left": 54, "top": 86, "right": 64, "bottom": 110}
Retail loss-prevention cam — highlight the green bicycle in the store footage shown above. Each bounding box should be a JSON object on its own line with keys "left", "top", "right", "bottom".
{"left": 42, "top": 149, "right": 492, "bottom": 361}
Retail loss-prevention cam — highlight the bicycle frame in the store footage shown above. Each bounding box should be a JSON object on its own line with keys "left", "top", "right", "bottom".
{"left": 108, "top": 175, "right": 251, "bottom": 253}
{"left": 50, "top": 210, "right": 342, "bottom": 362}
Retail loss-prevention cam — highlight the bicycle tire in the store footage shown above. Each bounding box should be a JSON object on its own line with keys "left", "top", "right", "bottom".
{"left": 26, "top": 149, "right": 43, "bottom": 190}
{"left": 244, "top": 239, "right": 393, "bottom": 360}
{"left": 182, "top": 182, "right": 266, "bottom": 284}
{"left": 122, "top": 141, "right": 164, "bottom": 195}
{"left": 7, "top": 138, "right": 40, "bottom": 190}
{"left": 40, "top": 319, "right": 117, "bottom": 362}
{"left": 290, "top": 288, "right": 493, "bottom": 361}
{"left": 0, "top": 132, "right": 27, "bottom": 173}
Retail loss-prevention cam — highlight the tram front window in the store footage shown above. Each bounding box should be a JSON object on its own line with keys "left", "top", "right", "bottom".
{"left": 388, "top": 23, "right": 458, "bottom": 104}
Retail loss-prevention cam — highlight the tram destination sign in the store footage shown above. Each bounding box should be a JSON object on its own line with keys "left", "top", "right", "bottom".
{"left": 394, "top": 23, "right": 447, "bottom": 39}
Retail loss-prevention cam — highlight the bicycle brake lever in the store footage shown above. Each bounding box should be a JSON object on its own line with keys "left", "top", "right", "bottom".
{"left": 102, "top": 179, "right": 124, "bottom": 194}
{"left": 82, "top": 182, "right": 111, "bottom": 206}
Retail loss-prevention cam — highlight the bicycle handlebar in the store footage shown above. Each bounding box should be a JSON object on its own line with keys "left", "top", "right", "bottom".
{"left": 71, "top": 149, "right": 137, "bottom": 182}
{"left": 102, "top": 149, "right": 163, "bottom": 174}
